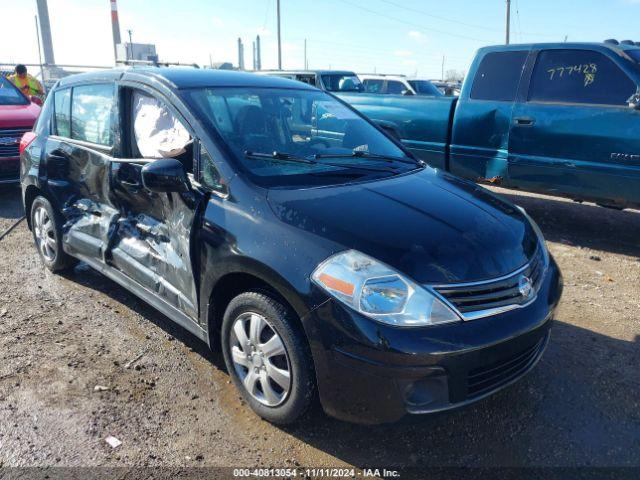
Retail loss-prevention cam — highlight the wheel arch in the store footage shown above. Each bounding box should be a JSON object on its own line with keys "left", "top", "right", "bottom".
{"left": 23, "top": 184, "right": 45, "bottom": 230}
{"left": 205, "top": 260, "right": 311, "bottom": 351}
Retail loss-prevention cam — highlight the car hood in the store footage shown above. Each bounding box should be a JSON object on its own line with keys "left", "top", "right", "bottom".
{"left": 0, "top": 102, "right": 41, "bottom": 128}
{"left": 267, "top": 169, "right": 538, "bottom": 284}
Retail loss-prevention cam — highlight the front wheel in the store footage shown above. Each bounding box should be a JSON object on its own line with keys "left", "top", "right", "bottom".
{"left": 221, "top": 291, "right": 315, "bottom": 425}
{"left": 30, "top": 196, "right": 77, "bottom": 272}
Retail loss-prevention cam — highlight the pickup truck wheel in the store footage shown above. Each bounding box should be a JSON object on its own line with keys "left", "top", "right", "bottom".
{"left": 30, "top": 196, "right": 77, "bottom": 272}
{"left": 221, "top": 291, "right": 315, "bottom": 425}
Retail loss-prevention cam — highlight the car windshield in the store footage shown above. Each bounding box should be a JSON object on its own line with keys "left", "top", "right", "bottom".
{"left": 321, "top": 74, "right": 364, "bottom": 92}
{"left": 0, "top": 77, "right": 28, "bottom": 106}
{"left": 408, "top": 80, "right": 443, "bottom": 96}
{"left": 183, "top": 87, "right": 419, "bottom": 187}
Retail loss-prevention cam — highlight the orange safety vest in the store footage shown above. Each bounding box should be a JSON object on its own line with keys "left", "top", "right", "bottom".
{"left": 8, "top": 74, "right": 42, "bottom": 96}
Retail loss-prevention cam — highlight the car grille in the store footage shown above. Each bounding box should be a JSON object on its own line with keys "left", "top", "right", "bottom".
{"left": 0, "top": 127, "right": 30, "bottom": 159}
{"left": 466, "top": 338, "right": 544, "bottom": 398}
{"left": 434, "top": 247, "right": 546, "bottom": 320}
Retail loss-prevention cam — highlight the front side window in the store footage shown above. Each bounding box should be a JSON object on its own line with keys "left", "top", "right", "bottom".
{"left": 470, "top": 51, "right": 528, "bottom": 101}
{"left": 199, "top": 144, "right": 224, "bottom": 192}
{"left": 321, "top": 74, "right": 363, "bottom": 92}
{"left": 54, "top": 88, "right": 71, "bottom": 137}
{"left": 0, "top": 77, "right": 28, "bottom": 106}
{"left": 71, "top": 83, "right": 115, "bottom": 145}
{"left": 184, "top": 87, "right": 416, "bottom": 187}
{"left": 408, "top": 80, "right": 442, "bottom": 96}
{"left": 528, "top": 49, "right": 637, "bottom": 106}
{"left": 296, "top": 75, "right": 316, "bottom": 87}
{"left": 363, "top": 79, "right": 384, "bottom": 93}
{"left": 386, "top": 81, "right": 406, "bottom": 95}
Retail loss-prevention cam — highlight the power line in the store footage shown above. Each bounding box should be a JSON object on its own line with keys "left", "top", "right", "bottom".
{"left": 333, "top": 0, "right": 490, "bottom": 43}
{"left": 377, "top": 0, "right": 500, "bottom": 33}
{"left": 515, "top": 0, "right": 524, "bottom": 43}
{"left": 375, "top": 0, "right": 558, "bottom": 39}
{"left": 288, "top": 36, "right": 471, "bottom": 62}
{"left": 262, "top": 0, "right": 271, "bottom": 30}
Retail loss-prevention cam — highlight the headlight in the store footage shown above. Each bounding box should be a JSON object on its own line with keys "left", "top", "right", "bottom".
{"left": 516, "top": 206, "right": 549, "bottom": 265}
{"left": 311, "top": 250, "right": 460, "bottom": 327}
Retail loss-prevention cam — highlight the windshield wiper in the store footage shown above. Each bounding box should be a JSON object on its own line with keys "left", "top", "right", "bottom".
{"left": 245, "top": 149, "right": 398, "bottom": 173}
{"left": 245, "top": 150, "right": 315, "bottom": 164}
{"left": 314, "top": 150, "right": 423, "bottom": 166}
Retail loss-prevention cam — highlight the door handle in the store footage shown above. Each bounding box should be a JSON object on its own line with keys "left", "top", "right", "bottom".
{"left": 514, "top": 117, "right": 535, "bottom": 126}
{"left": 119, "top": 179, "right": 142, "bottom": 188}
{"left": 47, "top": 153, "right": 68, "bottom": 161}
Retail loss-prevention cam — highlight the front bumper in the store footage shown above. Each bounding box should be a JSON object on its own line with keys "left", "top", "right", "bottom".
{"left": 303, "top": 257, "right": 562, "bottom": 424}
{"left": 0, "top": 157, "right": 20, "bottom": 184}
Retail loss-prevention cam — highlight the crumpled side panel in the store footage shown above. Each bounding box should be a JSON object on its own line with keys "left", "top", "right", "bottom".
{"left": 110, "top": 192, "right": 198, "bottom": 320}
{"left": 54, "top": 145, "right": 121, "bottom": 262}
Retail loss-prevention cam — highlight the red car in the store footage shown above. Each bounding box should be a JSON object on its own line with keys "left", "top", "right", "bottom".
{"left": 0, "top": 76, "right": 41, "bottom": 184}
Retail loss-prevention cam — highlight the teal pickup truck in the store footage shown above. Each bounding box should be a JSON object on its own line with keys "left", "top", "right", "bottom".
{"left": 266, "top": 42, "right": 640, "bottom": 210}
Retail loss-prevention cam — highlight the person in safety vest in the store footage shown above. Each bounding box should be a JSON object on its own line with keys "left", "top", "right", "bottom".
{"left": 8, "top": 65, "right": 44, "bottom": 97}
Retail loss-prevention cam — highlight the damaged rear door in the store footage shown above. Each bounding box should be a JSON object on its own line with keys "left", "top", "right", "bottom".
{"left": 108, "top": 85, "right": 203, "bottom": 324}
{"left": 45, "top": 83, "right": 121, "bottom": 263}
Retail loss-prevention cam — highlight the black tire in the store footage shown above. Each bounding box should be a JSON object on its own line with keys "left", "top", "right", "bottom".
{"left": 30, "top": 196, "right": 77, "bottom": 272}
{"left": 221, "top": 291, "right": 315, "bottom": 425}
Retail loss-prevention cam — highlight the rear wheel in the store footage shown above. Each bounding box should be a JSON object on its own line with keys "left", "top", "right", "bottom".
{"left": 221, "top": 291, "right": 315, "bottom": 424}
{"left": 30, "top": 196, "right": 77, "bottom": 272}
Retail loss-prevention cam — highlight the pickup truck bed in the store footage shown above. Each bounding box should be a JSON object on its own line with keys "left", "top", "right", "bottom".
{"left": 337, "top": 93, "right": 457, "bottom": 171}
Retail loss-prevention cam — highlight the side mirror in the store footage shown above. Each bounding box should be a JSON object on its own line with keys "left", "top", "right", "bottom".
{"left": 141, "top": 158, "right": 190, "bottom": 193}
{"left": 627, "top": 91, "right": 640, "bottom": 110}
{"left": 401, "top": 89, "right": 415, "bottom": 96}
{"left": 30, "top": 96, "right": 43, "bottom": 106}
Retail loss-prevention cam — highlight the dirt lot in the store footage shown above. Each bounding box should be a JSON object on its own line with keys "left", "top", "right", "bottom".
{"left": 0, "top": 184, "right": 638, "bottom": 473}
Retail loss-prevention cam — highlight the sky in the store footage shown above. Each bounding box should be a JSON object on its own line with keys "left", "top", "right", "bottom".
{"left": 2, "top": 0, "right": 640, "bottom": 79}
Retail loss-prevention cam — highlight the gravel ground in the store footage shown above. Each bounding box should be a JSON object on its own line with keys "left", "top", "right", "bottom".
{"left": 0, "top": 184, "right": 638, "bottom": 472}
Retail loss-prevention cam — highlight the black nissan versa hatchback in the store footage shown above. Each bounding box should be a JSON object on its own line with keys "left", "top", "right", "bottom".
{"left": 20, "top": 68, "right": 562, "bottom": 425}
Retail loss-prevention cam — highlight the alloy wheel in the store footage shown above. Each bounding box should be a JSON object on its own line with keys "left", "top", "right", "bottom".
{"left": 33, "top": 206, "right": 57, "bottom": 262}
{"left": 229, "top": 311, "right": 292, "bottom": 407}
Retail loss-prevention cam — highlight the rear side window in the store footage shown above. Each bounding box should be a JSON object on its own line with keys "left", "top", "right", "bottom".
{"left": 34, "top": 93, "right": 55, "bottom": 135}
{"left": 363, "top": 79, "right": 383, "bottom": 93}
{"left": 470, "top": 51, "right": 528, "bottom": 101}
{"left": 54, "top": 88, "right": 71, "bottom": 137}
{"left": 71, "top": 84, "right": 115, "bottom": 146}
{"left": 528, "top": 49, "right": 636, "bottom": 106}
{"left": 386, "top": 81, "right": 405, "bottom": 94}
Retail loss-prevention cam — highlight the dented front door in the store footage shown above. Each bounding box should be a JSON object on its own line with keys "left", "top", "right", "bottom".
{"left": 109, "top": 160, "right": 201, "bottom": 321}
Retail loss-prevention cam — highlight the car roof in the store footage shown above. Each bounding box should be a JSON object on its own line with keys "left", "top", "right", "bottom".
{"left": 479, "top": 41, "right": 640, "bottom": 55}
{"left": 259, "top": 69, "right": 357, "bottom": 76}
{"left": 359, "top": 75, "right": 410, "bottom": 81}
{"left": 56, "top": 67, "right": 317, "bottom": 90}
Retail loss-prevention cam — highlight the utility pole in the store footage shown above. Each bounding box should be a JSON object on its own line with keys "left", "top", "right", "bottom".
{"left": 252, "top": 41, "right": 256, "bottom": 70}
{"left": 35, "top": 0, "right": 55, "bottom": 65}
{"left": 505, "top": 0, "right": 511, "bottom": 45}
{"left": 127, "top": 29, "right": 133, "bottom": 60}
{"left": 304, "top": 38, "right": 307, "bottom": 70}
{"left": 277, "top": 0, "right": 282, "bottom": 69}
{"left": 34, "top": 15, "right": 47, "bottom": 93}
{"left": 441, "top": 55, "right": 445, "bottom": 81}
{"left": 256, "top": 35, "right": 262, "bottom": 70}
{"left": 110, "top": 0, "right": 122, "bottom": 64}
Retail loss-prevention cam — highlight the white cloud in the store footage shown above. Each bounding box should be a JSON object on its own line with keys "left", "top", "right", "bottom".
{"left": 394, "top": 50, "right": 413, "bottom": 57}
{"left": 408, "top": 31, "right": 426, "bottom": 43}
